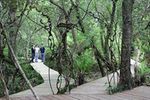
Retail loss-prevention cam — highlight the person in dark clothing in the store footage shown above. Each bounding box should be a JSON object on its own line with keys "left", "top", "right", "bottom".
{"left": 40, "top": 45, "right": 45, "bottom": 62}
{"left": 31, "top": 45, "right": 35, "bottom": 62}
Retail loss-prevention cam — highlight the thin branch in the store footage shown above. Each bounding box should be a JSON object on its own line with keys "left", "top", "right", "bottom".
{"left": 49, "top": 0, "right": 67, "bottom": 16}
{"left": 81, "top": 0, "right": 93, "bottom": 21}
{"left": 145, "top": 21, "right": 150, "bottom": 29}
{"left": 71, "top": 0, "right": 85, "bottom": 33}
{"left": 4, "top": 0, "right": 29, "bottom": 29}
{"left": 94, "top": 3, "right": 108, "bottom": 25}
{"left": 25, "top": 14, "right": 45, "bottom": 28}
{"left": 79, "top": 6, "right": 107, "bottom": 26}
{"left": 0, "top": 9, "right": 8, "bottom": 21}
{"left": 15, "top": 0, "right": 30, "bottom": 37}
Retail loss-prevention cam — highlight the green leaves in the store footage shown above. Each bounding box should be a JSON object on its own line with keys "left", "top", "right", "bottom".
{"left": 75, "top": 49, "right": 95, "bottom": 73}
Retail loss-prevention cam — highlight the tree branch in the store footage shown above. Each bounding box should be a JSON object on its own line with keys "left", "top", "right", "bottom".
{"left": 145, "top": 21, "right": 150, "bottom": 29}
{"left": 49, "top": 0, "right": 67, "bottom": 16}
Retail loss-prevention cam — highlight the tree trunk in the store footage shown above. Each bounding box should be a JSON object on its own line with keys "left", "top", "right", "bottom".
{"left": 104, "top": 0, "right": 118, "bottom": 66}
{"left": 8, "top": 0, "right": 18, "bottom": 55}
{"left": 25, "top": 37, "right": 31, "bottom": 60}
{"left": 120, "top": 0, "right": 134, "bottom": 89}
{"left": 78, "top": 71, "right": 84, "bottom": 85}
{"left": 92, "top": 44, "right": 106, "bottom": 77}
{"left": 62, "top": 32, "right": 67, "bottom": 54}
{"left": 71, "top": 29, "right": 77, "bottom": 53}
{"left": 0, "top": 34, "right": 3, "bottom": 57}
{"left": 0, "top": 68, "right": 9, "bottom": 100}
{"left": 94, "top": 54, "right": 105, "bottom": 77}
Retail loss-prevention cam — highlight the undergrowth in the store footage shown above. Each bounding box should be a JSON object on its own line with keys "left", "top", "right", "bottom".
{"left": 0, "top": 59, "right": 44, "bottom": 97}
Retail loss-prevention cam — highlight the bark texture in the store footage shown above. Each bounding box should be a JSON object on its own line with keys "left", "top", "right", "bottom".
{"left": 120, "top": 0, "right": 134, "bottom": 89}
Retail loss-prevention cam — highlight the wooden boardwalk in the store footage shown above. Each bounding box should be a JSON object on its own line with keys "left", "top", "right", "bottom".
{"left": 10, "top": 62, "right": 67, "bottom": 97}
{"left": 3, "top": 86, "right": 149, "bottom": 100}
{"left": 1, "top": 60, "right": 149, "bottom": 100}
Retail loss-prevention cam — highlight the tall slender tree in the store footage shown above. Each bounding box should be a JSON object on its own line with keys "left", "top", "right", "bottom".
{"left": 120, "top": 0, "right": 134, "bottom": 89}
{"left": 8, "top": 0, "right": 18, "bottom": 54}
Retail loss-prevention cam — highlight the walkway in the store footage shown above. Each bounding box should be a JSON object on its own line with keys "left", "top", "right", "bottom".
{"left": 8, "top": 83, "right": 150, "bottom": 100}
{"left": 10, "top": 61, "right": 65, "bottom": 97}
{"left": 1, "top": 59, "right": 149, "bottom": 100}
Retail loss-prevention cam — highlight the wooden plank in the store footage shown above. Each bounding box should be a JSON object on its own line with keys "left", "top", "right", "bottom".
{"left": 124, "top": 92, "right": 150, "bottom": 99}
{"left": 88, "top": 94, "right": 127, "bottom": 100}
{"left": 40, "top": 96, "right": 53, "bottom": 100}
{"left": 43, "top": 95, "right": 59, "bottom": 100}
{"left": 53, "top": 95, "right": 79, "bottom": 100}
{"left": 123, "top": 87, "right": 150, "bottom": 99}
{"left": 86, "top": 94, "right": 108, "bottom": 100}
{"left": 115, "top": 93, "right": 148, "bottom": 100}
{"left": 9, "top": 96, "right": 34, "bottom": 100}
{"left": 69, "top": 94, "right": 98, "bottom": 100}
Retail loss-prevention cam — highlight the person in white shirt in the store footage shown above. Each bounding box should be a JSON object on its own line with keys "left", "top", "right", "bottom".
{"left": 34, "top": 45, "right": 40, "bottom": 62}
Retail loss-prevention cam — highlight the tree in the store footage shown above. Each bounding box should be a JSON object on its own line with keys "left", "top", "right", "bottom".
{"left": 0, "top": 1, "right": 40, "bottom": 99}
{"left": 120, "top": 0, "right": 134, "bottom": 89}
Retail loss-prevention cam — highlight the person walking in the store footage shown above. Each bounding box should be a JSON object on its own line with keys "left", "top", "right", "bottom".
{"left": 31, "top": 45, "right": 35, "bottom": 62}
{"left": 40, "top": 44, "right": 45, "bottom": 62}
{"left": 35, "top": 45, "right": 40, "bottom": 62}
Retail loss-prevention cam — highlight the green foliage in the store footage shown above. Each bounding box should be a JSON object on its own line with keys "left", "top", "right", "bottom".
{"left": 1, "top": 0, "right": 150, "bottom": 95}
{"left": 74, "top": 49, "right": 95, "bottom": 73}
{"left": 106, "top": 84, "right": 127, "bottom": 95}
{"left": 138, "top": 62, "right": 150, "bottom": 76}
{"left": 57, "top": 84, "right": 77, "bottom": 94}
{"left": 3, "top": 47, "right": 8, "bottom": 57}
{"left": 0, "top": 81, "right": 4, "bottom": 97}
{"left": 133, "top": 0, "right": 150, "bottom": 59}
{"left": 0, "top": 60, "right": 44, "bottom": 97}
{"left": 135, "top": 61, "right": 150, "bottom": 86}
{"left": 20, "top": 60, "right": 44, "bottom": 85}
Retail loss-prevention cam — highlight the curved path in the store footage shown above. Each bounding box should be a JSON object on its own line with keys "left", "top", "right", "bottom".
{"left": 10, "top": 59, "right": 140, "bottom": 96}
{"left": 70, "top": 59, "right": 138, "bottom": 95}
{"left": 11, "top": 61, "right": 65, "bottom": 97}
{"left": 7, "top": 59, "right": 150, "bottom": 100}
{"left": 8, "top": 59, "right": 150, "bottom": 100}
